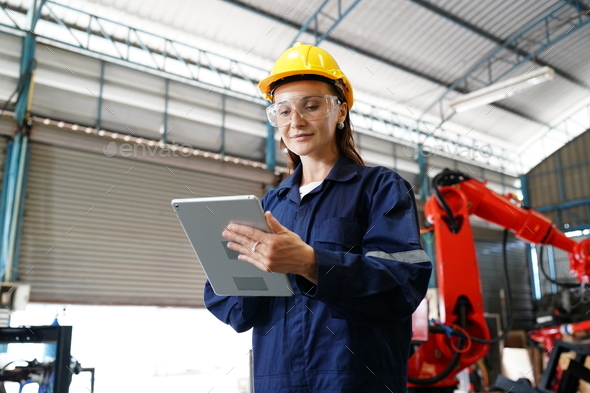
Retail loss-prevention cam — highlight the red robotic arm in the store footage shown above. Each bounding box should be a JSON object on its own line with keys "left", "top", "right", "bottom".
{"left": 407, "top": 169, "right": 590, "bottom": 387}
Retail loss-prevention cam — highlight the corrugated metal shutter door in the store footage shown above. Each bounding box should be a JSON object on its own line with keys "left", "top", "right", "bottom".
{"left": 18, "top": 142, "right": 265, "bottom": 307}
{"left": 477, "top": 238, "right": 535, "bottom": 330}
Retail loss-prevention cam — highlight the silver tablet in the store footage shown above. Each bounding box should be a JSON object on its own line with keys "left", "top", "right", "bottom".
{"left": 171, "top": 195, "right": 293, "bottom": 297}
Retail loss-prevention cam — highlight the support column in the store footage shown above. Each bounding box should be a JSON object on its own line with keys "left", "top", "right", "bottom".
{"left": 96, "top": 61, "right": 105, "bottom": 134}
{"left": 0, "top": 0, "right": 46, "bottom": 282}
{"left": 161, "top": 79, "right": 169, "bottom": 143}
{"left": 265, "top": 121, "right": 275, "bottom": 172}
{"left": 417, "top": 144, "right": 436, "bottom": 288}
{"left": 520, "top": 174, "right": 530, "bottom": 207}
{"left": 220, "top": 94, "right": 226, "bottom": 158}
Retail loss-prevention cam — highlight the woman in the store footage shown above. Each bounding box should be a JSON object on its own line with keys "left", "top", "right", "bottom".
{"left": 205, "top": 43, "right": 432, "bottom": 392}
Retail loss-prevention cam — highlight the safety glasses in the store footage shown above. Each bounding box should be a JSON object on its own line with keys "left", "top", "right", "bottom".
{"left": 266, "top": 95, "right": 341, "bottom": 127}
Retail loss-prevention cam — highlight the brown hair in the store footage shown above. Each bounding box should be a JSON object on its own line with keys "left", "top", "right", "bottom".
{"left": 278, "top": 82, "right": 365, "bottom": 171}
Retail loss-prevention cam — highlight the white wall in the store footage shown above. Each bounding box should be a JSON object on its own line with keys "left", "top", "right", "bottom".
{"left": 5, "top": 303, "right": 252, "bottom": 393}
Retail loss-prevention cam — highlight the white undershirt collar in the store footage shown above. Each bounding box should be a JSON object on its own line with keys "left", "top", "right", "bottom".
{"left": 299, "top": 181, "right": 323, "bottom": 199}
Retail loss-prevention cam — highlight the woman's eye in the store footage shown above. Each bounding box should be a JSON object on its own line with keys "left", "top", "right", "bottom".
{"left": 279, "top": 109, "right": 291, "bottom": 116}
{"left": 305, "top": 105, "right": 319, "bottom": 111}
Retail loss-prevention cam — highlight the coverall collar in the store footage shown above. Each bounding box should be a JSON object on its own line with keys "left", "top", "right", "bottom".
{"left": 277, "top": 154, "right": 359, "bottom": 201}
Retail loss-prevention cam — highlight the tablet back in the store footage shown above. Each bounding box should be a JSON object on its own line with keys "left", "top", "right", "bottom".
{"left": 172, "top": 195, "right": 293, "bottom": 297}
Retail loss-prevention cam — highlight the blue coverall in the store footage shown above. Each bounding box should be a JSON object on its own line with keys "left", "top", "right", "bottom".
{"left": 205, "top": 154, "right": 432, "bottom": 392}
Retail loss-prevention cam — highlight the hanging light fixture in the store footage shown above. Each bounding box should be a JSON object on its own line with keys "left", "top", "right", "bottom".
{"left": 450, "top": 66, "right": 555, "bottom": 113}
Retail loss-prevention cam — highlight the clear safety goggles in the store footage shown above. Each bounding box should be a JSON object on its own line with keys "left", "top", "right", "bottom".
{"left": 266, "top": 95, "right": 342, "bottom": 127}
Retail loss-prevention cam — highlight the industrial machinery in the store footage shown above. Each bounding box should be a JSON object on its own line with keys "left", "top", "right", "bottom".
{"left": 0, "top": 325, "right": 93, "bottom": 393}
{"left": 0, "top": 358, "right": 82, "bottom": 393}
{"left": 407, "top": 169, "right": 590, "bottom": 389}
{"left": 529, "top": 320, "right": 590, "bottom": 356}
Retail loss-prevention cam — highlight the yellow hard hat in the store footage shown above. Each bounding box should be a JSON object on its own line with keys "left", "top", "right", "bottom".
{"left": 258, "top": 42, "right": 354, "bottom": 108}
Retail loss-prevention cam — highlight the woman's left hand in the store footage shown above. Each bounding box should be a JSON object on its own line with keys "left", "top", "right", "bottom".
{"left": 222, "top": 211, "right": 318, "bottom": 285}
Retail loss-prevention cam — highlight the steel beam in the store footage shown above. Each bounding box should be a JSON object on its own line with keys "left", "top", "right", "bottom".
{"left": 536, "top": 199, "right": 590, "bottom": 213}
{"left": 0, "top": 2, "right": 21, "bottom": 32}
{"left": 223, "top": 0, "right": 545, "bottom": 127}
{"left": 10, "top": 138, "right": 30, "bottom": 282}
{"left": 289, "top": 0, "right": 363, "bottom": 47}
{"left": 15, "top": 0, "right": 43, "bottom": 127}
{"left": 20, "top": 2, "right": 519, "bottom": 173}
{"left": 0, "top": 142, "right": 12, "bottom": 245}
{"left": 348, "top": 101, "right": 521, "bottom": 174}
{"left": 564, "top": 223, "right": 590, "bottom": 231}
{"left": 290, "top": 0, "right": 330, "bottom": 46}
{"left": 95, "top": 60, "right": 105, "bottom": 134}
{"left": 520, "top": 174, "right": 530, "bottom": 207}
{"left": 417, "top": 144, "right": 429, "bottom": 199}
{"left": 562, "top": 206, "right": 588, "bottom": 224}
{"left": 416, "top": 144, "right": 437, "bottom": 288}
{"left": 3, "top": 133, "right": 27, "bottom": 282}
{"left": 222, "top": 0, "right": 459, "bottom": 89}
{"left": 419, "top": 1, "right": 590, "bottom": 123}
{"left": 411, "top": 0, "right": 590, "bottom": 92}
{"left": 36, "top": 1, "right": 268, "bottom": 105}
{"left": 529, "top": 156, "right": 590, "bottom": 177}
{"left": 3, "top": 1, "right": 539, "bottom": 175}
{"left": 1, "top": 0, "right": 44, "bottom": 283}
{"left": 0, "top": 137, "right": 17, "bottom": 280}
{"left": 266, "top": 121, "right": 275, "bottom": 172}
{"left": 162, "top": 78, "right": 169, "bottom": 144}
{"left": 221, "top": 94, "right": 226, "bottom": 158}
{"left": 564, "top": 0, "right": 590, "bottom": 14}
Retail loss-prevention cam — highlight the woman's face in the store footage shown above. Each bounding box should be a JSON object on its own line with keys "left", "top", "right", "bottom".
{"left": 273, "top": 80, "right": 347, "bottom": 162}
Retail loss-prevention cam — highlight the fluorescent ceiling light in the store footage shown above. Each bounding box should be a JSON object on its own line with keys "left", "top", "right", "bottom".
{"left": 449, "top": 66, "right": 555, "bottom": 113}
